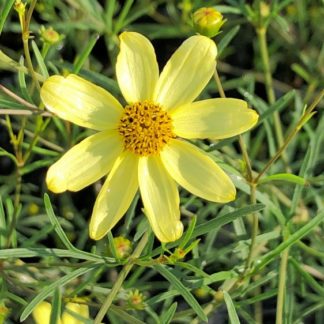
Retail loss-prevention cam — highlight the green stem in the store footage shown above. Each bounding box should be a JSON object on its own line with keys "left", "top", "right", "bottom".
{"left": 256, "top": 27, "right": 287, "bottom": 168}
{"left": 243, "top": 183, "right": 258, "bottom": 272}
{"left": 22, "top": 0, "right": 40, "bottom": 91}
{"left": 214, "top": 69, "right": 258, "bottom": 272}
{"left": 94, "top": 232, "right": 149, "bottom": 324}
{"left": 276, "top": 247, "right": 289, "bottom": 324}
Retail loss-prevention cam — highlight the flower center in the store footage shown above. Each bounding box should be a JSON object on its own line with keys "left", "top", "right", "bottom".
{"left": 118, "top": 100, "right": 174, "bottom": 156}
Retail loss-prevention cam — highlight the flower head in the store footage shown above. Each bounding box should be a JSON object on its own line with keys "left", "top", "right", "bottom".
{"left": 41, "top": 32, "right": 258, "bottom": 242}
{"left": 193, "top": 7, "right": 226, "bottom": 37}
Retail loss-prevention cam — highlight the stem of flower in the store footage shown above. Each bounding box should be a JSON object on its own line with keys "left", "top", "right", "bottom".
{"left": 94, "top": 232, "right": 149, "bottom": 324}
{"left": 276, "top": 246, "right": 289, "bottom": 324}
{"left": 22, "top": 0, "right": 40, "bottom": 91}
{"left": 256, "top": 27, "right": 288, "bottom": 169}
{"left": 214, "top": 69, "right": 258, "bottom": 271}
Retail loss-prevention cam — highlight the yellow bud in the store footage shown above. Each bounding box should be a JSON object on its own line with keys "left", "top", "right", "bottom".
{"left": 113, "top": 236, "right": 133, "bottom": 259}
{"left": 27, "top": 203, "right": 40, "bottom": 215}
{"left": 14, "top": 0, "right": 26, "bottom": 16}
{"left": 40, "top": 26, "right": 61, "bottom": 45}
{"left": 127, "top": 290, "right": 145, "bottom": 310}
{"left": 214, "top": 290, "right": 224, "bottom": 302}
{"left": 194, "top": 287, "right": 210, "bottom": 299}
{"left": 193, "top": 7, "right": 226, "bottom": 38}
{"left": 0, "top": 305, "right": 10, "bottom": 324}
{"left": 260, "top": 2, "right": 270, "bottom": 17}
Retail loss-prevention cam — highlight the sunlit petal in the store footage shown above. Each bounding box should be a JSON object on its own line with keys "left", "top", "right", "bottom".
{"left": 89, "top": 152, "right": 139, "bottom": 240}
{"left": 116, "top": 32, "right": 159, "bottom": 103}
{"left": 139, "top": 156, "right": 183, "bottom": 242}
{"left": 171, "top": 98, "right": 258, "bottom": 139}
{"left": 41, "top": 74, "right": 123, "bottom": 130}
{"left": 32, "top": 301, "right": 61, "bottom": 324}
{"left": 161, "top": 139, "right": 236, "bottom": 202}
{"left": 62, "top": 303, "right": 89, "bottom": 324}
{"left": 154, "top": 35, "right": 217, "bottom": 110}
{"left": 46, "top": 130, "right": 123, "bottom": 193}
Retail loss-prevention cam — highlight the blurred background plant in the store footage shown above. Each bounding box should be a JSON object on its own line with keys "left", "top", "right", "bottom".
{"left": 0, "top": 0, "right": 323, "bottom": 323}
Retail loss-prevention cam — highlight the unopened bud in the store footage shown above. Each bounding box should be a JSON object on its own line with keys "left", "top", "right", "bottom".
{"left": 40, "top": 26, "right": 61, "bottom": 45}
{"left": 14, "top": 0, "right": 26, "bottom": 16}
{"left": 127, "top": 289, "right": 145, "bottom": 310}
{"left": 113, "top": 236, "right": 133, "bottom": 259}
{"left": 193, "top": 7, "right": 226, "bottom": 37}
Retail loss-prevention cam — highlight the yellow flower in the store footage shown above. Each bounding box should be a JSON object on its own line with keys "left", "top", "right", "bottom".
{"left": 32, "top": 301, "right": 89, "bottom": 324}
{"left": 41, "top": 32, "right": 258, "bottom": 243}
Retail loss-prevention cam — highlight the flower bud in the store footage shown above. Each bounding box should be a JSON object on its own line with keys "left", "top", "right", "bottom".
{"left": 14, "top": 0, "right": 26, "bottom": 16}
{"left": 127, "top": 289, "right": 145, "bottom": 310}
{"left": 193, "top": 7, "right": 226, "bottom": 37}
{"left": 113, "top": 236, "right": 133, "bottom": 259}
{"left": 40, "top": 26, "right": 61, "bottom": 45}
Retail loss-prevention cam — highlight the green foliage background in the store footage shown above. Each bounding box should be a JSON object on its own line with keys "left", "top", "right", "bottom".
{"left": 0, "top": 0, "right": 323, "bottom": 323}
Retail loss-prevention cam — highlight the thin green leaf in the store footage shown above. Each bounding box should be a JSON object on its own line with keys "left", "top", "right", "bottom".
{"left": 223, "top": 291, "right": 240, "bottom": 324}
{"left": 259, "top": 173, "right": 307, "bottom": 186}
{"left": 161, "top": 302, "right": 177, "bottom": 324}
{"left": 179, "top": 215, "right": 197, "bottom": 249}
{"left": 0, "top": 196, "right": 6, "bottom": 248}
{"left": 114, "top": 0, "right": 134, "bottom": 33}
{"left": 193, "top": 204, "right": 265, "bottom": 238}
{"left": 110, "top": 304, "right": 146, "bottom": 324}
{"left": 218, "top": 25, "right": 240, "bottom": 56}
{"left": 20, "top": 265, "right": 97, "bottom": 321}
{"left": 20, "top": 159, "right": 52, "bottom": 175}
{"left": 289, "top": 257, "right": 324, "bottom": 295}
{"left": 31, "top": 40, "right": 49, "bottom": 79}
{"left": 154, "top": 265, "right": 207, "bottom": 322}
{"left": 214, "top": 5, "right": 242, "bottom": 14}
{"left": 44, "top": 193, "right": 75, "bottom": 251}
{"left": 0, "top": 247, "right": 113, "bottom": 262}
{"left": 146, "top": 290, "right": 179, "bottom": 306}
{"left": 73, "top": 34, "right": 100, "bottom": 74}
{"left": 0, "top": 147, "right": 17, "bottom": 164}
{"left": 255, "top": 209, "right": 324, "bottom": 272}
{"left": 50, "top": 288, "right": 61, "bottom": 324}
{"left": 0, "top": 0, "right": 15, "bottom": 35}
{"left": 259, "top": 90, "right": 295, "bottom": 122}
{"left": 18, "top": 56, "right": 33, "bottom": 102}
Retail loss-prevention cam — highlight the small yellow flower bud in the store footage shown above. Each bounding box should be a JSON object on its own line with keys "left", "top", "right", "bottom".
{"left": 214, "top": 290, "right": 224, "bottom": 302}
{"left": 194, "top": 287, "right": 210, "bottom": 299}
{"left": 193, "top": 7, "right": 226, "bottom": 38}
{"left": 40, "top": 26, "right": 61, "bottom": 45}
{"left": 260, "top": 2, "right": 270, "bottom": 18}
{"left": 111, "top": 236, "right": 133, "bottom": 259}
{"left": 127, "top": 289, "right": 145, "bottom": 310}
{"left": 27, "top": 202, "right": 40, "bottom": 215}
{"left": 0, "top": 305, "right": 10, "bottom": 324}
{"left": 14, "top": 0, "right": 26, "bottom": 16}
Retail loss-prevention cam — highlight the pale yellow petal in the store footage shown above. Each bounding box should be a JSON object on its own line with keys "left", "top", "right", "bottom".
{"left": 154, "top": 35, "right": 217, "bottom": 110}
{"left": 62, "top": 302, "right": 89, "bottom": 324}
{"left": 171, "top": 98, "right": 259, "bottom": 139}
{"left": 161, "top": 139, "right": 236, "bottom": 202}
{"left": 41, "top": 74, "right": 123, "bottom": 130}
{"left": 89, "top": 152, "right": 139, "bottom": 240}
{"left": 32, "top": 301, "right": 62, "bottom": 324}
{"left": 116, "top": 32, "right": 159, "bottom": 103}
{"left": 46, "top": 130, "right": 123, "bottom": 193}
{"left": 138, "top": 156, "right": 183, "bottom": 243}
